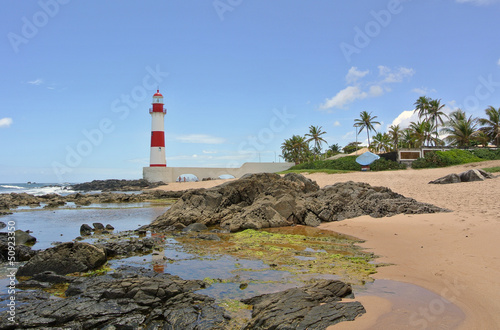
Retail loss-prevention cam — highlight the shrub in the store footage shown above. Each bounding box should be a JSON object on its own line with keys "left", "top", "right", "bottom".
{"left": 471, "top": 148, "right": 500, "bottom": 160}
{"left": 289, "top": 155, "right": 405, "bottom": 172}
{"left": 412, "top": 149, "right": 483, "bottom": 169}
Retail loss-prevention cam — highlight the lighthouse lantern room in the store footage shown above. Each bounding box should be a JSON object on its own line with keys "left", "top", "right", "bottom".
{"left": 149, "top": 90, "right": 167, "bottom": 167}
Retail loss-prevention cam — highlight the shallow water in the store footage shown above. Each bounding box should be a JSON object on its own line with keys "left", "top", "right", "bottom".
{"left": 0, "top": 205, "right": 466, "bottom": 327}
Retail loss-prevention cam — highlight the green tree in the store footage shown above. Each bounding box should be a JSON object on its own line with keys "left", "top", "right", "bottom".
{"left": 281, "top": 135, "right": 310, "bottom": 165}
{"left": 388, "top": 124, "right": 401, "bottom": 150}
{"left": 305, "top": 125, "right": 328, "bottom": 159}
{"left": 370, "top": 132, "right": 393, "bottom": 153}
{"left": 427, "top": 98, "right": 448, "bottom": 144}
{"left": 409, "top": 121, "right": 437, "bottom": 147}
{"left": 414, "top": 96, "right": 431, "bottom": 122}
{"left": 354, "top": 111, "right": 380, "bottom": 148}
{"left": 343, "top": 142, "right": 362, "bottom": 154}
{"left": 441, "top": 110, "right": 478, "bottom": 147}
{"left": 325, "top": 143, "right": 342, "bottom": 158}
{"left": 478, "top": 106, "right": 500, "bottom": 146}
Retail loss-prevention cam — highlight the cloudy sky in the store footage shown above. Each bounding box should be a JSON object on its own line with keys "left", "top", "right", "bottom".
{"left": 1, "top": 0, "right": 499, "bottom": 182}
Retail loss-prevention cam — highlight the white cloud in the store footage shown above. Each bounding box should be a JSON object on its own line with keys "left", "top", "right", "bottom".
{"left": 320, "top": 86, "right": 368, "bottom": 110}
{"left": 378, "top": 66, "right": 415, "bottom": 83}
{"left": 497, "top": 58, "right": 500, "bottom": 66}
{"left": 333, "top": 121, "right": 341, "bottom": 127}
{"left": 202, "top": 150, "right": 218, "bottom": 154}
{"left": 346, "top": 67, "right": 369, "bottom": 84}
{"left": 0, "top": 117, "right": 13, "bottom": 128}
{"left": 456, "top": 0, "right": 500, "bottom": 5}
{"left": 28, "top": 79, "right": 43, "bottom": 85}
{"left": 389, "top": 110, "right": 418, "bottom": 129}
{"left": 412, "top": 87, "right": 437, "bottom": 95}
{"left": 175, "top": 134, "right": 226, "bottom": 144}
{"left": 342, "top": 131, "right": 354, "bottom": 140}
{"left": 320, "top": 65, "right": 414, "bottom": 111}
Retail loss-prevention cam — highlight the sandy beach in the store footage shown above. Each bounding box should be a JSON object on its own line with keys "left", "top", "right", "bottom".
{"left": 153, "top": 160, "right": 500, "bottom": 329}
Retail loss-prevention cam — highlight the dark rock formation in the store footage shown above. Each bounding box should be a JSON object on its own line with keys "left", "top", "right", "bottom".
{"left": 0, "top": 221, "right": 6, "bottom": 228}
{"left": 0, "top": 189, "right": 183, "bottom": 210}
{"left": 14, "top": 230, "right": 37, "bottom": 245}
{"left": 70, "top": 179, "right": 165, "bottom": 192}
{"left": 0, "top": 232, "right": 36, "bottom": 262}
{"left": 17, "top": 242, "right": 107, "bottom": 276}
{"left": 97, "top": 236, "right": 160, "bottom": 258}
{"left": 80, "top": 224, "right": 92, "bottom": 236}
{"left": 105, "top": 224, "right": 114, "bottom": 230}
{"left": 242, "top": 279, "right": 365, "bottom": 329}
{"left": 1, "top": 266, "right": 231, "bottom": 329}
{"left": 182, "top": 223, "right": 208, "bottom": 232}
{"left": 92, "top": 222, "right": 105, "bottom": 231}
{"left": 430, "top": 169, "right": 494, "bottom": 184}
{"left": 145, "top": 173, "right": 446, "bottom": 232}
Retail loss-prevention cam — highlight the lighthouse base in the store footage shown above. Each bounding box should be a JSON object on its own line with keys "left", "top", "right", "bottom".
{"left": 143, "top": 162, "right": 294, "bottom": 183}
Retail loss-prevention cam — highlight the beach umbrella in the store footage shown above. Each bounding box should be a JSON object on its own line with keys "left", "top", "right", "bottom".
{"left": 355, "top": 151, "right": 380, "bottom": 166}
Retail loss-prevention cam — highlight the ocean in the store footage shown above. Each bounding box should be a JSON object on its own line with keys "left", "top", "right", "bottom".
{"left": 0, "top": 183, "right": 77, "bottom": 196}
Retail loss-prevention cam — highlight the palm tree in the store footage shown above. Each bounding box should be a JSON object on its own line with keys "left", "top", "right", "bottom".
{"left": 388, "top": 124, "right": 401, "bottom": 150}
{"left": 478, "top": 106, "right": 500, "bottom": 146}
{"left": 427, "top": 98, "right": 447, "bottom": 144}
{"left": 281, "top": 135, "right": 310, "bottom": 164}
{"left": 400, "top": 128, "right": 415, "bottom": 148}
{"left": 414, "top": 96, "right": 431, "bottom": 122}
{"left": 408, "top": 120, "right": 441, "bottom": 147}
{"left": 305, "top": 125, "right": 328, "bottom": 159}
{"left": 370, "top": 132, "right": 393, "bottom": 153}
{"left": 441, "top": 109, "right": 478, "bottom": 147}
{"left": 354, "top": 111, "right": 380, "bottom": 148}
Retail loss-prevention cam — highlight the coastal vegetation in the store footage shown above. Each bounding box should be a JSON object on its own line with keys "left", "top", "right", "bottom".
{"left": 280, "top": 99, "right": 499, "bottom": 172}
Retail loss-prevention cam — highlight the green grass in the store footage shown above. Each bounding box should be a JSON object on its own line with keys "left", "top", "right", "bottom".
{"left": 482, "top": 166, "right": 500, "bottom": 173}
{"left": 278, "top": 169, "right": 352, "bottom": 175}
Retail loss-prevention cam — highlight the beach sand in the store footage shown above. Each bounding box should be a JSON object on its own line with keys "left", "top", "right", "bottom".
{"left": 154, "top": 160, "right": 500, "bottom": 329}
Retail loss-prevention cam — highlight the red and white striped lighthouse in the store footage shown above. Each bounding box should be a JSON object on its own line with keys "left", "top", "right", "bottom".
{"left": 149, "top": 90, "right": 167, "bottom": 167}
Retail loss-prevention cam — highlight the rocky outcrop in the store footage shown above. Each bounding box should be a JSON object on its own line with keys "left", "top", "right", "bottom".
{"left": 242, "top": 279, "right": 365, "bottom": 329}
{"left": 70, "top": 179, "right": 165, "bottom": 192}
{"left": 17, "top": 242, "right": 107, "bottom": 276}
{"left": 0, "top": 189, "right": 184, "bottom": 210}
{"left": 430, "top": 169, "right": 494, "bottom": 184}
{"left": 0, "top": 232, "right": 36, "bottom": 262}
{"left": 146, "top": 173, "right": 446, "bottom": 232}
{"left": 1, "top": 266, "right": 231, "bottom": 329}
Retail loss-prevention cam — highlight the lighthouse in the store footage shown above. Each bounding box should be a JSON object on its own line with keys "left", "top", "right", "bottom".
{"left": 149, "top": 90, "right": 167, "bottom": 167}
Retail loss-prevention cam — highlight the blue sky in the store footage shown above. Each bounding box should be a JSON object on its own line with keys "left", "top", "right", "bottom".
{"left": 1, "top": 0, "right": 499, "bottom": 183}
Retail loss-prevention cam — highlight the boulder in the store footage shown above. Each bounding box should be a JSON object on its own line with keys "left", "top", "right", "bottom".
{"left": 80, "top": 224, "right": 93, "bottom": 236}
{"left": 430, "top": 169, "right": 494, "bottom": 184}
{"left": 17, "top": 242, "right": 107, "bottom": 276}
{"left": 182, "top": 223, "right": 208, "bottom": 232}
{"left": 15, "top": 230, "right": 37, "bottom": 245}
{"left": 105, "top": 224, "right": 115, "bottom": 230}
{"left": 0, "top": 221, "right": 6, "bottom": 229}
{"left": 242, "top": 279, "right": 365, "bottom": 329}
{"left": 93, "top": 222, "right": 105, "bottom": 231}
{"left": 145, "top": 173, "right": 447, "bottom": 233}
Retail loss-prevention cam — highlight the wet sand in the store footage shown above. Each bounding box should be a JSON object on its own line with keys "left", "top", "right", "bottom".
{"left": 154, "top": 160, "right": 500, "bottom": 329}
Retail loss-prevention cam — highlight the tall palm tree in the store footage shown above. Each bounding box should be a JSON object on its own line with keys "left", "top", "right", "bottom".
{"left": 427, "top": 98, "right": 447, "bottom": 144}
{"left": 388, "top": 124, "right": 401, "bottom": 150}
{"left": 441, "top": 109, "right": 478, "bottom": 147}
{"left": 305, "top": 125, "right": 328, "bottom": 159}
{"left": 478, "top": 106, "right": 500, "bottom": 146}
{"left": 354, "top": 111, "right": 380, "bottom": 148}
{"left": 408, "top": 120, "right": 441, "bottom": 147}
{"left": 370, "top": 132, "right": 393, "bottom": 153}
{"left": 414, "top": 96, "right": 431, "bottom": 122}
{"left": 281, "top": 135, "right": 309, "bottom": 164}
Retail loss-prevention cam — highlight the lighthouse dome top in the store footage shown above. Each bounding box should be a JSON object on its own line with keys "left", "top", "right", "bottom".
{"left": 152, "top": 90, "right": 164, "bottom": 104}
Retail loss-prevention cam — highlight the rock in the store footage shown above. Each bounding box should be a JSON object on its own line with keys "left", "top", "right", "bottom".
{"left": 2, "top": 266, "right": 230, "bottom": 329}
{"left": 70, "top": 179, "right": 165, "bottom": 192}
{"left": 145, "top": 173, "right": 447, "bottom": 233}
{"left": 105, "top": 224, "right": 115, "bottom": 230}
{"left": 0, "top": 233, "right": 36, "bottom": 262}
{"left": 242, "top": 279, "right": 365, "bottom": 329}
{"left": 17, "top": 242, "right": 107, "bottom": 276}
{"left": 15, "top": 230, "right": 37, "bottom": 245}
{"left": 182, "top": 223, "right": 208, "bottom": 232}
{"left": 93, "top": 222, "right": 105, "bottom": 230}
{"left": 429, "top": 173, "right": 461, "bottom": 184}
{"left": 32, "top": 271, "right": 74, "bottom": 284}
{"left": 80, "top": 224, "right": 93, "bottom": 236}
{"left": 459, "top": 169, "right": 487, "bottom": 182}
{"left": 196, "top": 234, "right": 221, "bottom": 241}
{"left": 430, "top": 169, "right": 494, "bottom": 184}
{"left": 0, "top": 221, "right": 6, "bottom": 229}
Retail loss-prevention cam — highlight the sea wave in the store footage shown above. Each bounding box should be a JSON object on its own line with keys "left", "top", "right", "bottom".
{"left": 0, "top": 185, "right": 23, "bottom": 189}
